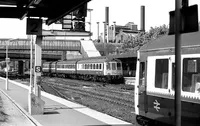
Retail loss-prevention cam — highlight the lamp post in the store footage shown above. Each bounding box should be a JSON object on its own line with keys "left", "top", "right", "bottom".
{"left": 5, "top": 40, "right": 9, "bottom": 90}
{"left": 87, "top": 9, "right": 93, "bottom": 39}
{"left": 103, "top": 21, "right": 107, "bottom": 56}
{"left": 97, "top": 22, "right": 99, "bottom": 41}
{"left": 113, "top": 21, "right": 116, "bottom": 43}
{"left": 28, "top": 35, "right": 34, "bottom": 114}
{"left": 5, "top": 38, "right": 17, "bottom": 90}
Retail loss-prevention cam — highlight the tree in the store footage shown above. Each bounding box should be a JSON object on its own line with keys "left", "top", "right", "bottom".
{"left": 122, "top": 24, "right": 169, "bottom": 52}
{"left": 94, "top": 43, "right": 117, "bottom": 56}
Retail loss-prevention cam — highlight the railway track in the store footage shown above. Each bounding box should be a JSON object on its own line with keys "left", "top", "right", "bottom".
{"left": 49, "top": 77, "right": 135, "bottom": 96}
{"left": 15, "top": 76, "right": 136, "bottom": 124}
{"left": 40, "top": 81, "right": 69, "bottom": 100}
{"left": 41, "top": 79, "right": 135, "bottom": 108}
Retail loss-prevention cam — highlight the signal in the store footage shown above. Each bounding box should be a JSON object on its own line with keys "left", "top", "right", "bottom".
{"left": 73, "top": 3, "right": 87, "bottom": 31}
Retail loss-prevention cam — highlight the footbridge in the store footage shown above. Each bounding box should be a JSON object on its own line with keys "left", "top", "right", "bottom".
{"left": 0, "top": 38, "right": 81, "bottom": 60}
{"left": 0, "top": 38, "right": 101, "bottom": 61}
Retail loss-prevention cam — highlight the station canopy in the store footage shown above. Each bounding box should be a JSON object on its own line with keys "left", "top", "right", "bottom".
{"left": 0, "top": 0, "right": 91, "bottom": 25}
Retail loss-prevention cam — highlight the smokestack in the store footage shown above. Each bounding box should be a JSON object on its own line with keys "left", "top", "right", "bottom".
{"left": 140, "top": 6, "right": 145, "bottom": 32}
{"left": 105, "top": 7, "right": 109, "bottom": 25}
{"left": 105, "top": 7, "right": 109, "bottom": 43}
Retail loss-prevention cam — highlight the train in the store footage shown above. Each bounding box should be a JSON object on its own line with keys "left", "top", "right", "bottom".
{"left": 42, "top": 56, "right": 124, "bottom": 84}
{"left": 134, "top": 31, "right": 200, "bottom": 126}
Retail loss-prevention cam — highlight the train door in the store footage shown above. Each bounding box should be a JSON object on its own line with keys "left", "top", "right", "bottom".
{"left": 136, "top": 55, "right": 176, "bottom": 125}
{"left": 105, "top": 62, "right": 111, "bottom": 75}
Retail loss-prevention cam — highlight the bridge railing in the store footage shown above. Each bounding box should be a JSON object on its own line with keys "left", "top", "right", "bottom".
{"left": 0, "top": 39, "right": 81, "bottom": 51}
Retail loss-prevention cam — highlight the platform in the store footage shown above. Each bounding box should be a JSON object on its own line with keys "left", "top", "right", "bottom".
{"left": 0, "top": 77, "right": 135, "bottom": 126}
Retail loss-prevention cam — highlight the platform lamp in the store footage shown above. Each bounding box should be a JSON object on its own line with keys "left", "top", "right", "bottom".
{"left": 113, "top": 21, "right": 116, "bottom": 43}
{"left": 96, "top": 22, "right": 99, "bottom": 42}
{"left": 87, "top": 9, "right": 93, "bottom": 39}
{"left": 5, "top": 38, "right": 18, "bottom": 90}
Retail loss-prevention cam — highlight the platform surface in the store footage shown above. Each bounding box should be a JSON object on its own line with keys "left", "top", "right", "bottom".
{"left": 0, "top": 77, "right": 135, "bottom": 126}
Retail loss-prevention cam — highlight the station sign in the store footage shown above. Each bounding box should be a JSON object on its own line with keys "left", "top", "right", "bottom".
{"left": 35, "top": 66, "right": 42, "bottom": 73}
{"left": 26, "top": 18, "right": 42, "bottom": 35}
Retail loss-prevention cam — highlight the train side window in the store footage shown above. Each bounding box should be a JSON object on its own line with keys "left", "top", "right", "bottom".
{"left": 96, "top": 64, "right": 98, "bottom": 69}
{"left": 93, "top": 64, "right": 95, "bottom": 69}
{"left": 99, "top": 64, "right": 102, "bottom": 69}
{"left": 107, "top": 63, "right": 111, "bottom": 70}
{"left": 117, "top": 63, "right": 121, "bottom": 70}
{"left": 182, "top": 58, "right": 200, "bottom": 93}
{"left": 155, "top": 59, "right": 168, "bottom": 89}
{"left": 172, "top": 63, "right": 175, "bottom": 90}
{"left": 86, "top": 64, "right": 89, "bottom": 69}
{"left": 112, "top": 63, "right": 116, "bottom": 70}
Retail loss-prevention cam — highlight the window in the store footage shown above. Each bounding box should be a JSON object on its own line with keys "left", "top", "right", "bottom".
{"left": 117, "top": 63, "right": 121, "bottom": 70}
{"left": 112, "top": 63, "right": 116, "bottom": 70}
{"left": 172, "top": 63, "right": 175, "bottom": 90}
{"left": 99, "top": 64, "right": 102, "bottom": 69}
{"left": 139, "top": 62, "right": 145, "bottom": 87}
{"left": 93, "top": 64, "right": 95, "bottom": 69}
{"left": 86, "top": 64, "right": 89, "bottom": 69}
{"left": 182, "top": 58, "right": 200, "bottom": 93}
{"left": 51, "top": 64, "right": 55, "bottom": 68}
{"left": 107, "top": 63, "right": 111, "bottom": 70}
{"left": 155, "top": 59, "right": 168, "bottom": 89}
{"left": 96, "top": 64, "right": 98, "bottom": 69}
{"left": 90, "top": 64, "right": 92, "bottom": 69}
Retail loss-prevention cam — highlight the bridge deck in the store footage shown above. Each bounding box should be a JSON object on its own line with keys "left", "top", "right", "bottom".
{"left": 0, "top": 39, "right": 81, "bottom": 51}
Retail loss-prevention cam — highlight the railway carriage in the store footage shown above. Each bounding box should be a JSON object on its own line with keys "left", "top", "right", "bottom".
{"left": 135, "top": 31, "right": 200, "bottom": 126}
{"left": 42, "top": 56, "right": 124, "bottom": 84}
{"left": 76, "top": 57, "right": 123, "bottom": 83}
{"left": 56, "top": 60, "right": 78, "bottom": 78}
{"left": 42, "top": 61, "right": 58, "bottom": 76}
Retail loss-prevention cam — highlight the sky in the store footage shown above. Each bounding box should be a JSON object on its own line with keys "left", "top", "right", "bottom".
{"left": 0, "top": 0, "right": 200, "bottom": 40}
